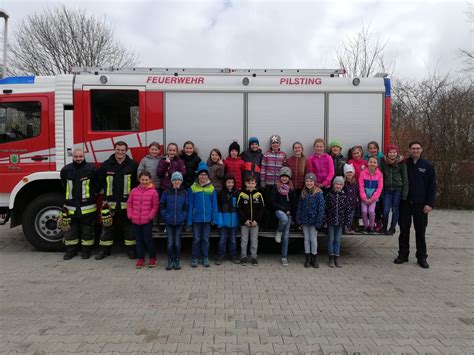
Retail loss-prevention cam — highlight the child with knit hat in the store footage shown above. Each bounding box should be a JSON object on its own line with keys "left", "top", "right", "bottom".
{"left": 343, "top": 164, "right": 359, "bottom": 234}
{"left": 215, "top": 175, "right": 240, "bottom": 265}
{"left": 261, "top": 135, "right": 287, "bottom": 227}
{"left": 271, "top": 166, "right": 297, "bottom": 267}
{"left": 224, "top": 141, "right": 245, "bottom": 190}
{"left": 187, "top": 162, "right": 218, "bottom": 268}
{"left": 160, "top": 171, "right": 188, "bottom": 270}
{"left": 325, "top": 176, "right": 351, "bottom": 268}
{"left": 241, "top": 137, "right": 263, "bottom": 186}
{"left": 380, "top": 144, "right": 408, "bottom": 235}
{"left": 328, "top": 140, "right": 346, "bottom": 178}
{"left": 296, "top": 172, "right": 324, "bottom": 268}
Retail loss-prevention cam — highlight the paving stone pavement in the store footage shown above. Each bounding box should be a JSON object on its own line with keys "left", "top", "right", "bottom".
{"left": 0, "top": 209, "right": 472, "bottom": 355}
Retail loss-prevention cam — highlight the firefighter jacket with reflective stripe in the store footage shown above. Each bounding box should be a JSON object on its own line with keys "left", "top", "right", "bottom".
{"left": 99, "top": 154, "right": 138, "bottom": 210}
{"left": 60, "top": 160, "right": 98, "bottom": 216}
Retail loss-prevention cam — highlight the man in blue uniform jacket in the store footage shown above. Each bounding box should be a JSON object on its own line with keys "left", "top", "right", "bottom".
{"left": 394, "top": 141, "right": 436, "bottom": 268}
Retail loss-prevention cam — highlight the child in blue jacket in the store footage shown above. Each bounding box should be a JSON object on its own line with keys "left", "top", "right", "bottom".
{"left": 187, "top": 162, "right": 218, "bottom": 268}
{"left": 160, "top": 172, "right": 188, "bottom": 270}
{"left": 296, "top": 173, "right": 325, "bottom": 268}
{"left": 215, "top": 175, "right": 240, "bottom": 265}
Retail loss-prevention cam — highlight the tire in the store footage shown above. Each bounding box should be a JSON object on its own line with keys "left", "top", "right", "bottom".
{"left": 22, "top": 192, "right": 65, "bottom": 252}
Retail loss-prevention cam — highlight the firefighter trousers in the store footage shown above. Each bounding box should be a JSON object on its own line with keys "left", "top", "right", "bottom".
{"left": 99, "top": 209, "right": 135, "bottom": 249}
{"left": 64, "top": 213, "right": 96, "bottom": 250}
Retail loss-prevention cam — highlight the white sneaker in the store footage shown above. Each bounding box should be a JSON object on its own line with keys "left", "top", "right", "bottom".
{"left": 275, "top": 231, "right": 282, "bottom": 243}
{"left": 281, "top": 258, "right": 289, "bottom": 267}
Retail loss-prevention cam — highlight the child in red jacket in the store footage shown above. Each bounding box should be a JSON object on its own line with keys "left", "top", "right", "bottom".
{"left": 224, "top": 141, "right": 245, "bottom": 190}
{"left": 127, "top": 171, "right": 159, "bottom": 268}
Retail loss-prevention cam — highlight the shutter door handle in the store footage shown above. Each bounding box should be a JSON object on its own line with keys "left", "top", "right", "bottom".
{"left": 31, "top": 155, "right": 49, "bottom": 161}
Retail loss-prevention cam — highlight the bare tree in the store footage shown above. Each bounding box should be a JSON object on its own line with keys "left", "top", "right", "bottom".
{"left": 9, "top": 5, "right": 138, "bottom": 75}
{"left": 337, "top": 25, "right": 393, "bottom": 77}
{"left": 459, "top": 2, "right": 473, "bottom": 73}
{"left": 391, "top": 75, "right": 474, "bottom": 208}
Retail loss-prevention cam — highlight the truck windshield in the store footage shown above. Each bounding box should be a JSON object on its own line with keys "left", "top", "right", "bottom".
{"left": 0, "top": 102, "right": 41, "bottom": 143}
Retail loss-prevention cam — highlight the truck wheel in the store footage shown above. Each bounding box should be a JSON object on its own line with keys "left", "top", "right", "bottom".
{"left": 22, "top": 193, "right": 64, "bottom": 252}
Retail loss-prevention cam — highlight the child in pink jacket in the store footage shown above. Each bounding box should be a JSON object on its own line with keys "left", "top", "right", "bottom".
{"left": 127, "top": 171, "right": 159, "bottom": 268}
{"left": 308, "top": 138, "right": 334, "bottom": 190}
{"left": 358, "top": 156, "right": 383, "bottom": 234}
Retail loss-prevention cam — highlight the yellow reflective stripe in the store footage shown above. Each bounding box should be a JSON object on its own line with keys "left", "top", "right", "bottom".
{"left": 121, "top": 202, "right": 128, "bottom": 209}
{"left": 64, "top": 239, "right": 79, "bottom": 246}
{"left": 123, "top": 174, "right": 131, "bottom": 196}
{"left": 124, "top": 239, "right": 136, "bottom": 246}
{"left": 106, "top": 176, "right": 114, "bottom": 196}
{"left": 82, "top": 179, "right": 90, "bottom": 199}
{"left": 66, "top": 180, "right": 73, "bottom": 200}
{"left": 108, "top": 202, "right": 117, "bottom": 209}
{"left": 66, "top": 206, "right": 77, "bottom": 215}
{"left": 81, "top": 206, "right": 97, "bottom": 214}
{"left": 81, "top": 239, "right": 94, "bottom": 246}
{"left": 99, "top": 240, "right": 113, "bottom": 246}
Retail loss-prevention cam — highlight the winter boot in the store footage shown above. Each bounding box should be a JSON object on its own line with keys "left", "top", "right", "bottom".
{"left": 127, "top": 247, "right": 137, "bottom": 260}
{"left": 80, "top": 247, "right": 91, "bottom": 259}
{"left": 304, "top": 254, "right": 311, "bottom": 268}
{"left": 95, "top": 248, "right": 110, "bottom": 260}
{"left": 334, "top": 256, "right": 342, "bottom": 268}
{"left": 174, "top": 258, "right": 182, "bottom": 270}
{"left": 328, "top": 256, "right": 335, "bottom": 268}
{"left": 311, "top": 254, "right": 319, "bottom": 268}
{"left": 63, "top": 248, "right": 78, "bottom": 260}
{"left": 166, "top": 258, "right": 174, "bottom": 270}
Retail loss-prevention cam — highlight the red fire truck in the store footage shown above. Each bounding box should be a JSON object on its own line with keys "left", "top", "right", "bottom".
{"left": 0, "top": 67, "right": 391, "bottom": 251}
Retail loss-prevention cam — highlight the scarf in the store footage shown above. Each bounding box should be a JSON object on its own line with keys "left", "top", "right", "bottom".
{"left": 276, "top": 181, "right": 293, "bottom": 196}
{"left": 385, "top": 155, "right": 401, "bottom": 166}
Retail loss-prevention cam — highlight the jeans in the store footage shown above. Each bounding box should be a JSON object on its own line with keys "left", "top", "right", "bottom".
{"left": 217, "top": 227, "right": 237, "bottom": 257}
{"left": 398, "top": 201, "right": 428, "bottom": 260}
{"left": 275, "top": 210, "right": 291, "bottom": 258}
{"left": 133, "top": 222, "right": 155, "bottom": 259}
{"left": 361, "top": 202, "right": 377, "bottom": 229}
{"left": 302, "top": 225, "right": 318, "bottom": 254}
{"left": 327, "top": 225, "right": 343, "bottom": 256}
{"left": 383, "top": 190, "right": 402, "bottom": 230}
{"left": 166, "top": 224, "right": 183, "bottom": 259}
{"left": 241, "top": 225, "right": 259, "bottom": 258}
{"left": 192, "top": 222, "right": 211, "bottom": 259}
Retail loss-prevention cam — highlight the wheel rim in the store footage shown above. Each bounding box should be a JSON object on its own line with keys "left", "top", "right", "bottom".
{"left": 34, "top": 206, "right": 63, "bottom": 242}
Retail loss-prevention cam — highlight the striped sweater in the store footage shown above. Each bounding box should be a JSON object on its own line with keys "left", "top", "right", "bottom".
{"left": 260, "top": 150, "right": 287, "bottom": 187}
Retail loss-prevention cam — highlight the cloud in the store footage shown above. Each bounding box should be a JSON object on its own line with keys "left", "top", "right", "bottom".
{"left": 2, "top": 0, "right": 471, "bottom": 79}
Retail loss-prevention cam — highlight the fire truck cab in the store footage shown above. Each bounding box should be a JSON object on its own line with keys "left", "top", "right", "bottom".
{"left": 0, "top": 67, "right": 391, "bottom": 251}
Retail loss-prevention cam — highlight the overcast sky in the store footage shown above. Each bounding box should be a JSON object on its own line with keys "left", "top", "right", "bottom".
{"left": 0, "top": 0, "right": 472, "bottom": 80}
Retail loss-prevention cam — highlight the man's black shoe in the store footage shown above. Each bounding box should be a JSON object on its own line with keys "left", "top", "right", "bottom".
{"left": 417, "top": 259, "right": 430, "bottom": 269}
{"left": 393, "top": 256, "right": 408, "bottom": 264}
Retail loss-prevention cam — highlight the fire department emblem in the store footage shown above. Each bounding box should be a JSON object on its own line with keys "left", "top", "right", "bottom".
{"left": 10, "top": 154, "right": 19, "bottom": 164}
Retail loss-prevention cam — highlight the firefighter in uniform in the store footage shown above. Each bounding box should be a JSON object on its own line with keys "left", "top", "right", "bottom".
{"left": 95, "top": 141, "right": 138, "bottom": 260}
{"left": 60, "top": 148, "right": 98, "bottom": 260}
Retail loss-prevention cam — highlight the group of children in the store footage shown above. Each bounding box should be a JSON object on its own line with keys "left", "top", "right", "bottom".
{"left": 127, "top": 135, "right": 408, "bottom": 270}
